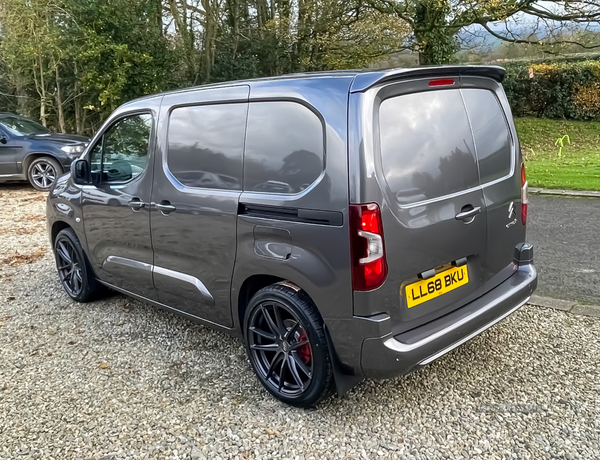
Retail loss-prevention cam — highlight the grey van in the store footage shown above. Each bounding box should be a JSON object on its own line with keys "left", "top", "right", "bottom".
{"left": 47, "top": 66, "right": 537, "bottom": 407}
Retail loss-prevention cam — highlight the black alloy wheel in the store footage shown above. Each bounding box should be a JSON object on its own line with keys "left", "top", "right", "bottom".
{"left": 55, "top": 236, "right": 83, "bottom": 297}
{"left": 248, "top": 301, "right": 314, "bottom": 396}
{"left": 53, "top": 228, "right": 100, "bottom": 303}
{"left": 244, "top": 284, "right": 333, "bottom": 407}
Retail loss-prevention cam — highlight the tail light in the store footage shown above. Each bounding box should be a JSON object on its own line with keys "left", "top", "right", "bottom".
{"left": 350, "top": 203, "right": 388, "bottom": 291}
{"left": 521, "top": 162, "right": 528, "bottom": 225}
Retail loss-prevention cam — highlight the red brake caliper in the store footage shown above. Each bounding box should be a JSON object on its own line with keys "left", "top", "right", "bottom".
{"left": 297, "top": 330, "right": 311, "bottom": 364}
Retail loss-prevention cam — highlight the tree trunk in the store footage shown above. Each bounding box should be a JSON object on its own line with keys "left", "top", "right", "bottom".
{"left": 202, "top": 0, "right": 217, "bottom": 83}
{"left": 154, "top": 0, "right": 163, "bottom": 35}
{"left": 295, "top": 0, "right": 310, "bottom": 72}
{"left": 418, "top": 44, "right": 431, "bottom": 65}
{"left": 40, "top": 101, "right": 47, "bottom": 127}
{"left": 15, "top": 75, "right": 28, "bottom": 116}
{"left": 169, "top": 0, "right": 196, "bottom": 83}
{"left": 256, "top": 0, "right": 266, "bottom": 28}
{"left": 82, "top": 107, "right": 89, "bottom": 136}
{"left": 74, "top": 63, "right": 84, "bottom": 135}
{"left": 55, "top": 65, "right": 66, "bottom": 133}
{"left": 38, "top": 56, "right": 47, "bottom": 127}
{"left": 74, "top": 95, "right": 83, "bottom": 135}
{"left": 230, "top": 0, "right": 239, "bottom": 55}
{"left": 413, "top": 1, "right": 458, "bottom": 66}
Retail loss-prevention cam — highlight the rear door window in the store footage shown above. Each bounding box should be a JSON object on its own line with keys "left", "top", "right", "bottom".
{"left": 462, "top": 89, "right": 512, "bottom": 183}
{"left": 379, "top": 89, "right": 478, "bottom": 204}
{"left": 243, "top": 101, "right": 324, "bottom": 194}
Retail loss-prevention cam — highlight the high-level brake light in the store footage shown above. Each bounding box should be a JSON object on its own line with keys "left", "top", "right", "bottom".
{"left": 429, "top": 78, "right": 455, "bottom": 87}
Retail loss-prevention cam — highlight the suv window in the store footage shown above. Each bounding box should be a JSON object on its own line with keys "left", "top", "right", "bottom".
{"left": 379, "top": 89, "right": 478, "bottom": 204}
{"left": 0, "top": 115, "right": 50, "bottom": 135}
{"left": 90, "top": 114, "right": 152, "bottom": 183}
{"left": 462, "top": 89, "right": 512, "bottom": 183}
{"left": 244, "top": 101, "right": 324, "bottom": 194}
{"left": 167, "top": 103, "right": 246, "bottom": 190}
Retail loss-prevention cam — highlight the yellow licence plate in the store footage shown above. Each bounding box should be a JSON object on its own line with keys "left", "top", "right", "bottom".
{"left": 406, "top": 265, "right": 469, "bottom": 308}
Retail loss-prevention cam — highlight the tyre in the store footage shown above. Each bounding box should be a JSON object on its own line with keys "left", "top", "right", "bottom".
{"left": 243, "top": 283, "right": 334, "bottom": 407}
{"left": 27, "top": 156, "right": 62, "bottom": 191}
{"left": 54, "top": 228, "right": 100, "bottom": 303}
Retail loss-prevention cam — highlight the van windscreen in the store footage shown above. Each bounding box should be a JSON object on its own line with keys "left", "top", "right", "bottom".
{"left": 379, "top": 89, "right": 478, "bottom": 205}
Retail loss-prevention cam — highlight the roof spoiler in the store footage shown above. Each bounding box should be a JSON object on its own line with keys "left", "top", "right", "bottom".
{"left": 350, "top": 65, "right": 506, "bottom": 93}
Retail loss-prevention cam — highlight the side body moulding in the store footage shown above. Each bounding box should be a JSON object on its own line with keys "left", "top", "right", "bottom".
{"left": 102, "top": 256, "right": 215, "bottom": 305}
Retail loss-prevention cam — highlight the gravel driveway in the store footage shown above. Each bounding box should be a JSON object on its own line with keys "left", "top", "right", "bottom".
{"left": 1, "top": 184, "right": 599, "bottom": 460}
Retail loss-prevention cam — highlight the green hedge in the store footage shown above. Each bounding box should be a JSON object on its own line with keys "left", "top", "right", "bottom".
{"left": 503, "top": 58, "right": 600, "bottom": 121}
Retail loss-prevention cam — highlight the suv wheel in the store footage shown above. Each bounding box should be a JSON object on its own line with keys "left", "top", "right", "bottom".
{"left": 54, "top": 228, "right": 100, "bottom": 303}
{"left": 243, "top": 284, "right": 334, "bottom": 407}
{"left": 27, "top": 157, "right": 61, "bottom": 191}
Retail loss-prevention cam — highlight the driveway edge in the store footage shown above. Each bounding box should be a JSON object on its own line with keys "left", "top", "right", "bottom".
{"left": 529, "top": 188, "right": 600, "bottom": 198}
{"left": 528, "top": 295, "right": 600, "bottom": 318}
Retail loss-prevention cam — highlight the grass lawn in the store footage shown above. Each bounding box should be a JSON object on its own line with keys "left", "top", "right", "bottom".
{"left": 514, "top": 117, "right": 600, "bottom": 191}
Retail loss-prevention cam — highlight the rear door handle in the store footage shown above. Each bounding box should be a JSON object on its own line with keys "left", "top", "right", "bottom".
{"left": 128, "top": 198, "right": 145, "bottom": 211}
{"left": 155, "top": 201, "right": 176, "bottom": 215}
{"left": 455, "top": 206, "right": 481, "bottom": 222}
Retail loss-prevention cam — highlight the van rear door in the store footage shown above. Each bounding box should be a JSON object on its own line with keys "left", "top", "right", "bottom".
{"left": 362, "top": 82, "right": 488, "bottom": 329}
{"left": 350, "top": 72, "right": 522, "bottom": 332}
{"left": 461, "top": 84, "right": 525, "bottom": 291}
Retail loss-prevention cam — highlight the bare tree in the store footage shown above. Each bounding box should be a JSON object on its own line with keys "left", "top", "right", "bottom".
{"left": 367, "top": 1, "right": 600, "bottom": 64}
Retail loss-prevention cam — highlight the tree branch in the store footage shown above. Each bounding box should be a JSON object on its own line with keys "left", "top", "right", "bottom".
{"left": 479, "top": 20, "right": 600, "bottom": 49}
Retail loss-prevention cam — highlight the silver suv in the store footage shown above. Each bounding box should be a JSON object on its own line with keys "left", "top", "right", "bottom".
{"left": 47, "top": 66, "right": 537, "bottom": 407}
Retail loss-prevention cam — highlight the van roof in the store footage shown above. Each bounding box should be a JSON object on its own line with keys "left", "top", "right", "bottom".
{"left": 124, "top": 65, "right": 505, "bottom": 106}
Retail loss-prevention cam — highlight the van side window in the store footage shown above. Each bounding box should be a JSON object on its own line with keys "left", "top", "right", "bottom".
{"left": 379, "top": 89, "right": 478, "bottom": 204}
{"left": 90, "top": 113, "right": 152, "bottom": 183}
{"left": 462, "top": 89, "right": 512, "bottom": 183}
{"left": 167, "top": 103, "right": 246, "bottom": 190}
{"left": 244, "top": 101, "right": 324, "bottom": 194}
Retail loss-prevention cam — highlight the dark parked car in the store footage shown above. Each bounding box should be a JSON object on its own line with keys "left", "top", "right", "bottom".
{"left": 47, "top": 66, "right": 537, "bottom": 407}
{"left": 0, "top": 112, "right": 89, "bottom": 191}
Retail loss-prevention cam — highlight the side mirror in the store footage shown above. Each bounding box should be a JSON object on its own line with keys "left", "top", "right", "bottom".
{"left": 0, "top": 135, "right": 7, "bottom": 145}
{"left": 70, "top": 159, "right": 90, "bottom": 185}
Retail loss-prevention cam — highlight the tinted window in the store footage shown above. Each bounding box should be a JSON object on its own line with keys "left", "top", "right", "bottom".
{"left": 244, "top": 101, "right": 324, "bottom": 194}
{"left": 167, "top": 104, "right": 246, "bottom": 190}
{"left": 90, "top": 114, "right": 152, "bottom": 183}
{"left": 462, "top": 89, "right": 512, "bottom": 183}
{"left": 0, "top": 115, "right": 50, "bottom": 135}
{"left": 89, "top": 141, "right": 102, "bottom": 173}
{"left": 379, "top": 89, "right": 478, "bottom": 204}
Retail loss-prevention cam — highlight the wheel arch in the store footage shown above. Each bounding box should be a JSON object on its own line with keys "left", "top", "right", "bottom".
{"left": 51, "top": 220, "right": 73, "bottom": 245}
{"left": 236, "top": 275, "right": 333, "bottom": 334}
{"left": 236, "top": 274, "right": 286, "bottom": 334}
{"left": 23, "top": 152, "right": 65, "bottom": 175}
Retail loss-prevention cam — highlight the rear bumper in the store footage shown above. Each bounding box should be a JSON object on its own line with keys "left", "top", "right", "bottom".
{"left": 360, "top": 262, "right": 537, "bottom": 379}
